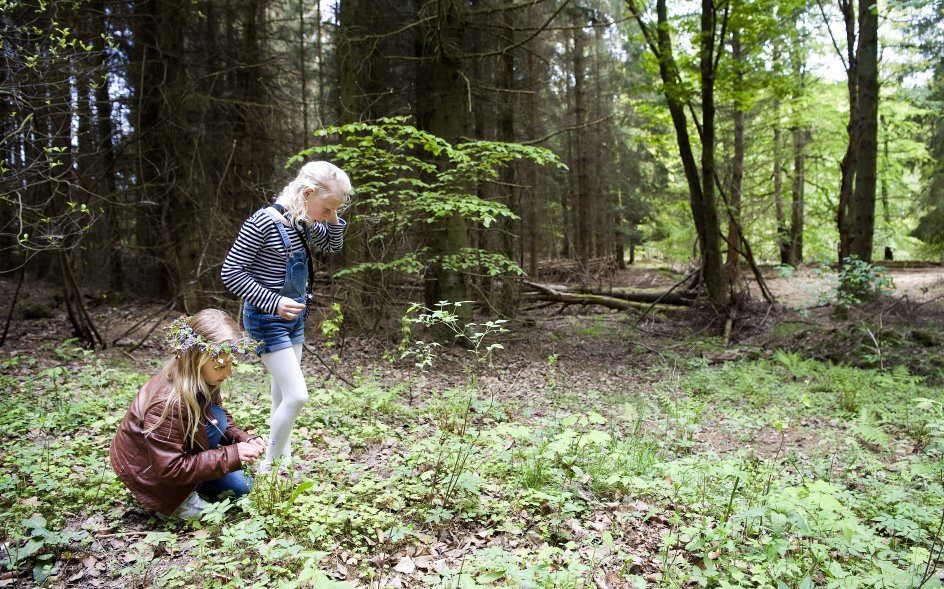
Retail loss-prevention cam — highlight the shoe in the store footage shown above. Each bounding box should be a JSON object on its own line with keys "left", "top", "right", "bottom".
{"left": 173, "top": 491, "right": 210, "bottom": 519}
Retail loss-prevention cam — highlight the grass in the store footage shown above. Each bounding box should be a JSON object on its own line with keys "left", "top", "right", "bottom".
{"left": 1, "top": 339, "right": 943, "bottom": 588}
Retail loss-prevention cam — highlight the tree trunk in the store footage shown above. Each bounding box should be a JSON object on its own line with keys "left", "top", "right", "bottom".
{"left": 848, "top": 0, "right": 879, "bottom": 262}
{"left": 773, "top": 110, "right": 790, "bottom": 265}
{"left": 724, "top": 28, "right": 745, "bottom": 286}
{"left": 698, "top": 0, "right": 727, "bottom": 305}
{"left": 573, "top": 20, "right": 591, "bottom": 268}
{"left": 790, "top": 127, "right": 808, "bottom": 265}
{"left": 836, "top": 0, "right": 858, "bottom": 261}
{"left": 93, "top": 1, "right": 122, "bottom": 291}
{"left": 416, "top": 0, "right": 471, "bottom": 319}
{"left": 299, "top": 0, "right": 309, "bottom": 143}
{"left": 496, "top": 7, "right": 520, "bottom": 318}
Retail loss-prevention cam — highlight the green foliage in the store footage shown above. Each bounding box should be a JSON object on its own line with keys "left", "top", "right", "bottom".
{"left": 3, "top": 331, "right": 943, "bottom": 587}
{"left": 3, "top": 515, "right": 88, "bottom": 583}
{"left": 292, "top": 118, "right": 562, "bottom": 316}
{"left": 399, "top": 301, "right": 509, "bottom": 372}
{"left": 814, "top": 257, "right": 896, "bottom": 309}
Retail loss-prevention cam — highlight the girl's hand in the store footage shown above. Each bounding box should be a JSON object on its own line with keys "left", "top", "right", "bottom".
{"left": 276, "top": 297, "right": 305, "bottom": 320}
{"left": 237, "top": 442, "right": 264, "bottom": 463}
{"left": 248, "top": 436, "right": 266, "bottom": 451}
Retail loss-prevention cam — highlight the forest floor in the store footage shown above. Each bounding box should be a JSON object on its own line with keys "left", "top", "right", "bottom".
{"left": 1, "top": 263, "right": 944, "bottom": 588}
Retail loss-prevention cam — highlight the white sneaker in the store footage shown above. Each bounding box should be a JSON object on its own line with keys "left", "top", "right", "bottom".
{"left": 173, "top": 492, "right": 210, "bottom": 519}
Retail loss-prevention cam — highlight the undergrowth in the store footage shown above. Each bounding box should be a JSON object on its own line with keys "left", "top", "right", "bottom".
{"left": 1, "top": 333, "right": 942, "bottom": 588}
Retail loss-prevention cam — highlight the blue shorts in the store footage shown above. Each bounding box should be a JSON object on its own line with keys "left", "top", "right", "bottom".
{"left": 243, "top": 301, "right": 305, "bottom": 354}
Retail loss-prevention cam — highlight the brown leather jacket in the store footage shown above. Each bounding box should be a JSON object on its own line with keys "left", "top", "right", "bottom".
{"left": 109, "top": 372, "right": 254, "bottom": 516}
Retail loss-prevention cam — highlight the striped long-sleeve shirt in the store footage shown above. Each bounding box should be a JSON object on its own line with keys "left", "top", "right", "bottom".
{"left": 221, "top": 208, "right": 346, "bottom": 314}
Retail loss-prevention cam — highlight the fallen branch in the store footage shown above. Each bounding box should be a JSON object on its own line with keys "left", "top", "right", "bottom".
{"left": 523, "top": 280, "right": 695, "bottom": 307}
{"left": 522, "top": 280, "right": 694, "bottom": 312}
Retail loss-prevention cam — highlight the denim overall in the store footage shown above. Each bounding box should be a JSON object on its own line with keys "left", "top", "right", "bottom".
{"left": 242, "top": 208, "right": 310, "bottom": 354}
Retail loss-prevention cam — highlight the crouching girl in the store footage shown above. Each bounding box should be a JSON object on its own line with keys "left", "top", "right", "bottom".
{"left": 110, "top": 309, "right": 266, "bottom": 519}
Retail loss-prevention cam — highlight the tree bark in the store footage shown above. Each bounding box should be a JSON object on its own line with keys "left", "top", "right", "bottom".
{"left": 698, "top": 0, "right": 727, "bottom": 305}
{"left": 773, "top": 108, "right": 790, "bottom": 265}
{"left": 573, "top": 20, "right": 591, "bottom": 268}
{"left": 416, "top": 0, "right": 471, "bottom": 319}
{"left": 790, "top": 127, "right": 808, "bottom": 265}
{"left": 848, "top": 0, "right": 879, "bottom": 262}
{"left": 836, "top": 0, "right": 858, "bottom": 261}
{"left": 724, "top": 28, "right": 745, "bottom": 286}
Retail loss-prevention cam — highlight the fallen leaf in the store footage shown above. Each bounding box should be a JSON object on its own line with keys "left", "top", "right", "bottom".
{"left": 394, "top": 556, "right": 416, "bottom": 574}
{"left": 67, "top": 570, "right": 86, "bottom": 583}
{"left": 80, "top": 555, "right": 98, "bottom": 569}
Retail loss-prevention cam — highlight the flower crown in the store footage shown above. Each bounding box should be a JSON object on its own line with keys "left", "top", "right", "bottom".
{"left": 163, "top": 315, "right": 263, "bottom": 361}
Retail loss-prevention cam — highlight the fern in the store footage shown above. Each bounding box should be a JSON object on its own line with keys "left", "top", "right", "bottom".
{"left": 772, "top": 350, "right": 817, "bottom": 381}
{"left": 851, "top": 413, "right": 891, "bottom": 451}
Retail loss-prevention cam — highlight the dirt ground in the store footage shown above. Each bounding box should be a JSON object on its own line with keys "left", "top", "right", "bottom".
{"left": 3, "top": 263, "right": 944, "bottom": 390}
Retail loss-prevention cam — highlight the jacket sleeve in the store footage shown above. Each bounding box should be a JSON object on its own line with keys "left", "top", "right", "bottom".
{"left": 310, "top": 218, "right": 345, "bottom": 253}
{"left": 221, "top": 214, "right": 283, "bottom": 314}
{"left": 142, "top": 402, "right": 243, "bottom": 485}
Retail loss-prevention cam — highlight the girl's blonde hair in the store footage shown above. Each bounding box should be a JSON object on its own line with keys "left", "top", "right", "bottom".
{"left": 274, "top": 160, "right": 352, "bottom": 225}
{"left": 147, "top": 309, "right": 244, "bottom": 448}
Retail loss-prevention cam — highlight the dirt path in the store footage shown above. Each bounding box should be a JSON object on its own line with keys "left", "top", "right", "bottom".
{"left": 763, "top": 265, "right": 944, "bottom": 308}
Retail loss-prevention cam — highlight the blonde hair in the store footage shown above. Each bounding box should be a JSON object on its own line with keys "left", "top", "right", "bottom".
{"left": 147, "top": 309, "right": 244, "bottom": 448}
{"left": 274, "top": 161, "right": 352, "bottom": 225}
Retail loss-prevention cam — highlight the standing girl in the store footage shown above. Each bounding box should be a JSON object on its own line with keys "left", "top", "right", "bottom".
{"left": 110, "top": 309, "right": 266, "bottom": 519}
{"left": 222, "top": 160, "right": 352, "bottom": 472}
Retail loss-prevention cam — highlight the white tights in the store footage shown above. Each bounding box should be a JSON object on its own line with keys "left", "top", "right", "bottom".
{"left": 260, "top": 344, "right": 307, "bottom": 467}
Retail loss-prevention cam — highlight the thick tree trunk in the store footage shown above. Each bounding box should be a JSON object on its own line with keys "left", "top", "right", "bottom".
{"left": 133, "top": 0, "right": 185, "bottom": 301}
{"left": 496, "top": 10, "right": 520, "bottom": 318}
{"left": 848, "top": 0, "right": 879, "bottom": 262}
{"left": 626, "top": 0, "right": 728, "bottom": 305}
{"left": 698, "top": 0, "right": 727, "bottom": 305}
{"left": 416, "top": 0, "right": 470, "bottom": 318}
{"left": 92, "top": 1, "right": 122, "bottom": 291}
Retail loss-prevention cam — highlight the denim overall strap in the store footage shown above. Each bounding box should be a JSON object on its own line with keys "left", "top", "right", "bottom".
{"left": 264, "top": 208, "right": 308, "bottom": 302}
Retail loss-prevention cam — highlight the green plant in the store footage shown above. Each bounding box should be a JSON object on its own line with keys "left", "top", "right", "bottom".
{"left": 246, "top": 463, "right": 316, "bottom": 535}
{"left": 775, "top": 263, "right": 796, "bottom": 279}
{"left": 2, "top": 515, "right": 88, "bottom": 583}
{"left": 320, "top": 302, "right": 345, "bottom": 366}
{"left": 294, "top": 118, "right": 563, "bottom": 297}
{"left": 817, "top": 256, "right": 896, "bottom": 309}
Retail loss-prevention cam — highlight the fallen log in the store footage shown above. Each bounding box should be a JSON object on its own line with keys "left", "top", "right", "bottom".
{"left": 522, "top": 280, "right": 695, "bottom": 311}
{"left": 523, "top": 280, "right": 696, "bottom": 306}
